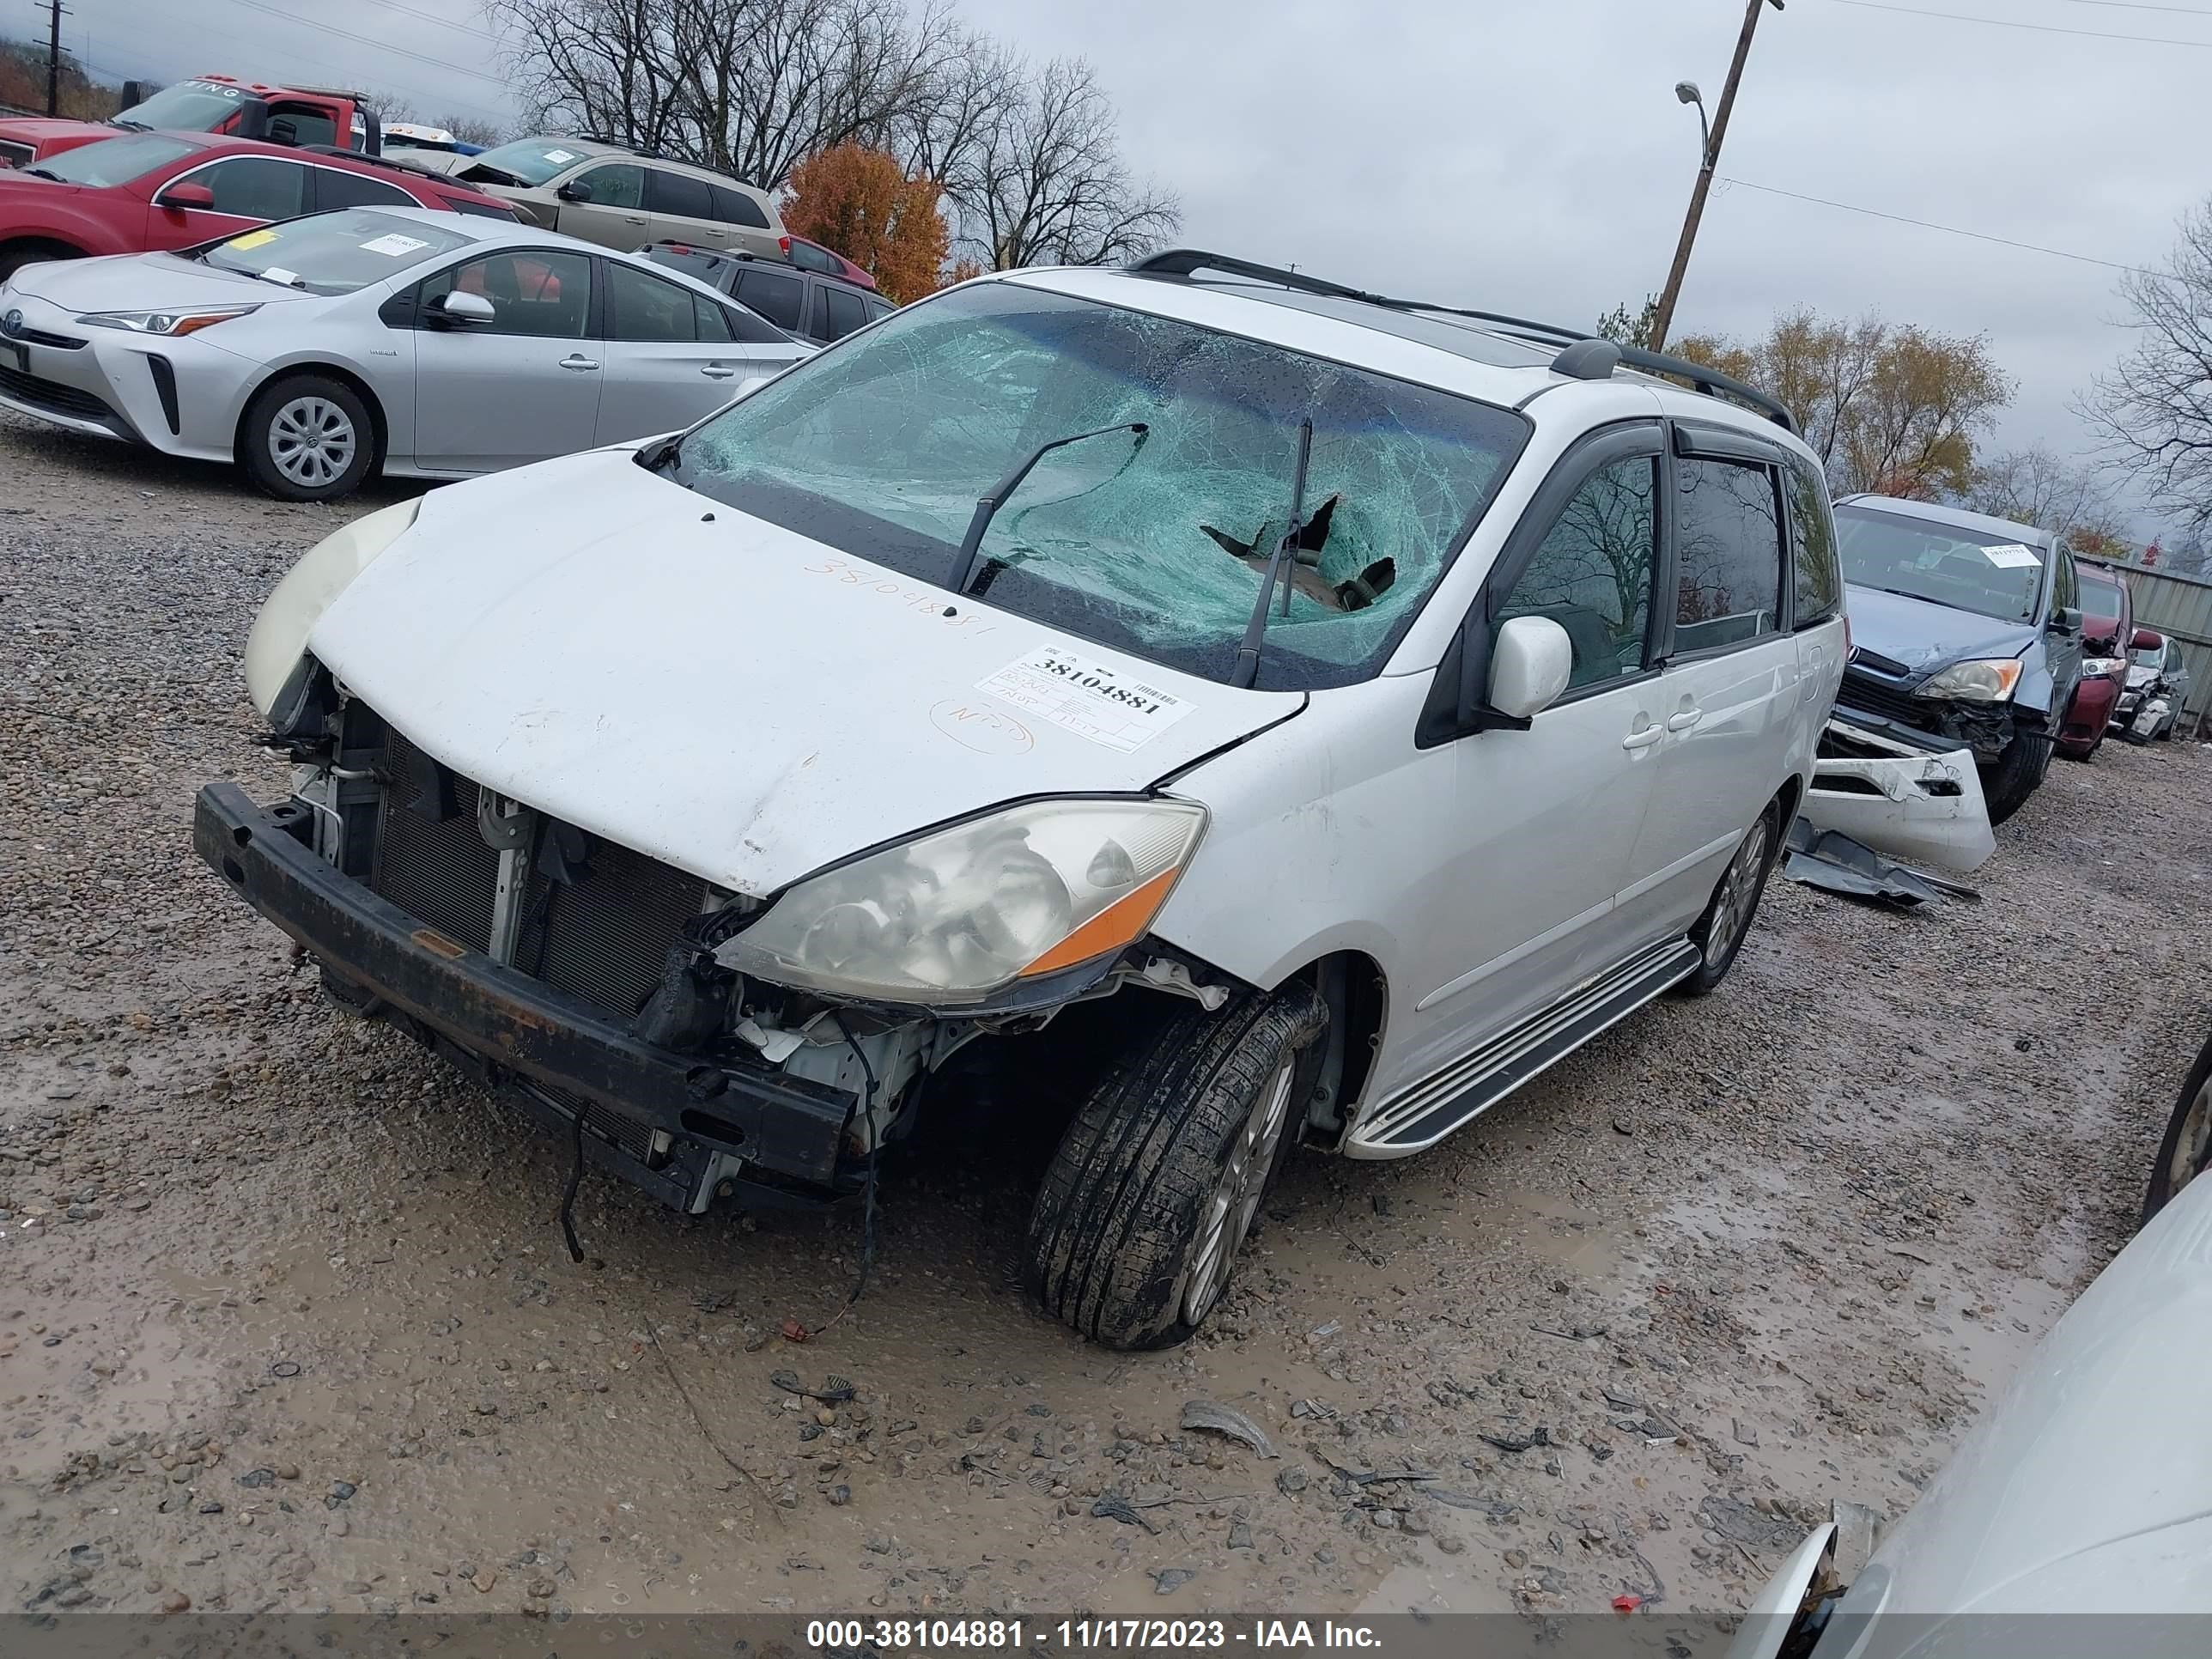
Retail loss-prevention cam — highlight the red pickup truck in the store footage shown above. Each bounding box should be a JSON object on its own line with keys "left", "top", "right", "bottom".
{"left": 0, "top": 76, "right": 381, "bottom": 170}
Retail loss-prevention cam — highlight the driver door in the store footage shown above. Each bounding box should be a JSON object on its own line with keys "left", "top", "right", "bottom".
{"left": 406, "top": 249, "right": 602, "bottom": 472}
{"left": 1383, "top": 424, "right": 1670, "bottom": 1097}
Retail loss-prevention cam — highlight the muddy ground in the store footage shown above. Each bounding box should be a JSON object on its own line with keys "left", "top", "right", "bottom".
{"left": 3, "top": 410, "right": 2207, "bottom": 1624}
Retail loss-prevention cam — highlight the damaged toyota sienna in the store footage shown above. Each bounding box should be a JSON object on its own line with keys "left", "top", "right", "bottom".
{"left": 197, "top": 252, "right": 1846, "bottom": 1348}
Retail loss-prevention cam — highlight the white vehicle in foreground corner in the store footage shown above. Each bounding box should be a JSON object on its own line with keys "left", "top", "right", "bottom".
{"left": 196, "top": 250, "right": 1847, "bottom": 1348}
{"left": 1733, "top": 1030, "right": 2212, "bottom": 1659}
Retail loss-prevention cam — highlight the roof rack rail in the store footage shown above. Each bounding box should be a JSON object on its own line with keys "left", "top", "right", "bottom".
{"left": 1125, "top": 247, "right": 1797, "bottom": 434}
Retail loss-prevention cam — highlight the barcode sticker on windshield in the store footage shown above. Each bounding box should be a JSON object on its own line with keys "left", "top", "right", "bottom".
{"left": 977, "top": 646, "right": 1195, "bottom": 754}
{"left": 1982, "top": 543, "right": 2042, "bottom": 568}
{"left": 360, "top": 233, "right": 431, "bottom": 257}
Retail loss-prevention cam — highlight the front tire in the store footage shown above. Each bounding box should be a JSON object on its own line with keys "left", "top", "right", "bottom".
{"left": 2143, "top": 1037, "right": 2212, "bottom": 1226}
{"left": 240, "top": 374, "right": 376, "bottom": 501}
{"left": 1680, "top": 801, "right": 1779, "bottom": 996}
{"left": 1980, "top": 728, "right": 2051, "bottom": 826}
{"left": 1024, "top": 983, "right": 1326, "bottom": 1350}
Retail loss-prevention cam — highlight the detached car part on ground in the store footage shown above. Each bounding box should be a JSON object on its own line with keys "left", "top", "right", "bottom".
{"left": 1734, "top": 1026, "right": 2212, "bottom": 1659}
{"left": 0, "top": 208, "right": 811, "bottom": 500}
{"left": 1827, "top": 497, "right": 2087, "bottom": 826}
{"left": 198, "top": 252, "right": 1848, "bottom": 1349}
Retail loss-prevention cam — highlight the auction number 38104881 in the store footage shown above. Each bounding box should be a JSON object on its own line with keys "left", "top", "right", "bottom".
{"left": 805, "top": 1621, "right": 1237, "bottom": 1650}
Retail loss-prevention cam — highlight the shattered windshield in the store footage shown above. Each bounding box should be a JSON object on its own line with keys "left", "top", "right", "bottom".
{"left": 672, "top": 282, "right": 1528, "bottom": 689}
{"left": 1836, "top": 506, "right": 2048, "bottom": 625}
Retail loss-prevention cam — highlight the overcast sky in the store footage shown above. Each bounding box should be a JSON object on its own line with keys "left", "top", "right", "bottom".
{"left": 40, "top": 0, "right": 2205, "bottom": 532}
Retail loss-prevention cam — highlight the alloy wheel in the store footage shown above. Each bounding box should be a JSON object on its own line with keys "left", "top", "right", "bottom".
{"left": 268, "top": 397, "right": 358, "bottom": 489}
{"left": 1705, "top": 817, "right": 1771, "bottom": 965}
{"left": 1182, "top": 1054, "right": 1297, "bottom": 1327}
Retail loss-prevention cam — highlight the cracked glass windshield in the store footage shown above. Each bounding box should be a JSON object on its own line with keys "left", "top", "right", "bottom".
{"left": 672, "top": 282, "right": 1528, "bottom": 688}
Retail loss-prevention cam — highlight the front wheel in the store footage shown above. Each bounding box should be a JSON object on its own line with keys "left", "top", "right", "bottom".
{"left": 240, "top": 374, "right": 376, "bottom": 501}
{"left": 1979, "top": 728, "right": 2051, "bottom": 826}
{"left": 1025, "top": 983, "right": 1325, "bottom": 1350}
{"left": 2143, "top": 1036, "right": 2212, "bottom": 1226}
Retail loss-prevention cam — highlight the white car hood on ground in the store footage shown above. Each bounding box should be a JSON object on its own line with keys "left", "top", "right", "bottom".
{"left": 308, "top": 449, "right": 1303, "bottom": 896}
{"left": 7, "top": 251, "right": 318, "bottom": 313}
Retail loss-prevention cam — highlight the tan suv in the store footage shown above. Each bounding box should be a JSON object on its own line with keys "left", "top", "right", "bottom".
{"left": 449, "top": 137, "right": 788, "bottom": 262}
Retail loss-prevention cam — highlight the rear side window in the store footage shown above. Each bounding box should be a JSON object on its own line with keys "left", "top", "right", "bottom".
{"left": 647, "top": 168, "right": 714, "bottom": 222}
{"left": 864, "top": 296, "right": 893, "bottom": 322}
{"left": 1783, "top": 453, "right": 1841, "bottom": 629}
{"left": 788, "top": 238, "right": 839, "bottom": 274}
{"left": 1498, "top": 457, "right": 1659, "bottom": 692}
{"left": 313, "top": 167, "right": 415, "bottom": 211}
{"left": 709, "top": 184, "right": 770, "bottom": 229}
{"left": 733, "top": 266, "right": 804, "bottom": 331}
{"left": 820, "top": 284, "right": 867, "bottom": 342}
{"left": 607, "top": 262, "right": 698, "bottom": 342}
{"left": 1673, "top": 457, "right": 1784, "bottom": 653}
{"left": 696, "top": 297, "right": 733, "bottom": 343}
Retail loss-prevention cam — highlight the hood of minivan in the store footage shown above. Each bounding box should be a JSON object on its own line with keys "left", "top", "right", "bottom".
{"left": 7, "top": 252, "right": 320, "bottom": 313}
{"left": 1844, "top": 583, "right": 2038, "bottom": 678}
{"left": 307, "top": 449, "right": 1303, "bottom": 896}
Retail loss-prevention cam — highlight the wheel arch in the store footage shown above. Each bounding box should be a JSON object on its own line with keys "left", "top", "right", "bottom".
{"left": 1268, "top": 949, "right": 1389, "bottom": 1147}
{"left": 234, "top": 361, "right": 389, "bottom": 471}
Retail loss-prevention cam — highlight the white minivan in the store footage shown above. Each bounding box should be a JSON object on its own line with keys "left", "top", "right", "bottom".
{"left": 198, "top": 251, "right": 1847, "bottom": 1348}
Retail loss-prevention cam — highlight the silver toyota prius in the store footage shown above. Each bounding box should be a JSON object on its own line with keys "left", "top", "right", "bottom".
{"left": 0, "top": 209, "right": 815, "bottom": 501}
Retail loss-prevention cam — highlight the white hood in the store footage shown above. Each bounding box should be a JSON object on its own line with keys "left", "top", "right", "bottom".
{"left": 308, "top": 449, "right": 1302, "bottom": 895}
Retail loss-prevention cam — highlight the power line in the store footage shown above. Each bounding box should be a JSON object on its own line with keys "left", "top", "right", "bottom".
{"left": 1717, "top": 176, "right": 2166, "bottom": 277}
{"left": 349, "top": 0, "right": 507, "bottom": 48}
{"left": 1814, "top": 0, "right": 2212, "bottom": 47}
{"left": 211, "top": 0, "right": 514, "bottom": 86}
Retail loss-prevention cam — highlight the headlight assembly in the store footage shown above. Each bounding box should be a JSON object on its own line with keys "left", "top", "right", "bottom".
{"left": 243, "top": 496, "right": 422, "bottom": 717}
{"left": 76, "top": 305, "right": 261, "bottom": 337}
{"left": 2078, "top": 656, "right": 2126, "bottom": 680}
{"left": 725, "top": 799, "right": 1208, "bottom": 1005}
{"left": 1914, "top": 658, "right": 2023, "bottom": 703}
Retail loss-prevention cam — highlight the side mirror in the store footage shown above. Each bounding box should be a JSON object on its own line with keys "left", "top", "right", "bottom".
{"left": 231, "top": 97, "right": 270, "bottom": 143}
{"left": 2132, "top": 626, "right": 2163, "bottom": 651}
{"left": 556, "top": 179, "right": 592, "bottom": 204}
{"left": 429, "top": 289, "right": 496, "bottom": 325}
{"left": 1488, "top": 615, "right": 1575, "bottom": 721}
{"left": 156, "top": 181, "right": 216, "bottom": 211}
{"left": 2050, "top": 605, "right": 2082, "bottom": 635}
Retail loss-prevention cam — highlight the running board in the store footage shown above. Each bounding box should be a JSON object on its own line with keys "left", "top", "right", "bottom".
{"left": 1346, "top": 939, "right": 1703, "bottom": 1157}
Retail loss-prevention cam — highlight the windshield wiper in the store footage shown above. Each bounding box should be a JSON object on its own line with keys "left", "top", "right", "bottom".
{"left": 110, "top": 118, "right": 149, "bottom": 131}
{"left": 635, "top": 432, "right": 685, "bottom": 475}
{"left": 23, "top": 167, "right": 64, "bottom": 181}
{"left": 1229, "top": 417, "right": 1315, "bottom": 690}
{"left": 946, "top": 421, "right": 1148, "bottom": 595}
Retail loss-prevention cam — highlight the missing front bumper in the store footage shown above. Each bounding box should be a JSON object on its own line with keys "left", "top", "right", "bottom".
{"left": 193, "top": 781, "right": 858, "bottom": 1212}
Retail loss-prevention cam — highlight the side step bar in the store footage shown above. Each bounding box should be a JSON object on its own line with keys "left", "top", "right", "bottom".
{"left": 1346, "top": 939, "right": 1703, "bottom": 1157}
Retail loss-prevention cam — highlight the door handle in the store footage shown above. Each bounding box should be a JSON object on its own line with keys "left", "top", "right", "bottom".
{"left": 558, "top": 354, "right": 600, "bottom": 372}
{"left": 1621, "top": 723, "right": 1665, "bottom": 751}
{"left": 1667, "top": 708, "right": 1703, "bottom": 732}
{"left": 622, "top": 214, "right": 647, "bottom": 225}
{"left": 700, "top": 363, "right": 736, "bottom": 380}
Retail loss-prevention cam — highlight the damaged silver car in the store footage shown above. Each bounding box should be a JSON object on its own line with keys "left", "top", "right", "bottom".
{"left": 198, "top": 251, "right": 1846, "bottom": 1348}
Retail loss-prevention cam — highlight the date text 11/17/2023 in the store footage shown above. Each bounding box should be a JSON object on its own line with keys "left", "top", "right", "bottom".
{"left": 805, "top": 1620, "right": 1385, "bottom": 1651}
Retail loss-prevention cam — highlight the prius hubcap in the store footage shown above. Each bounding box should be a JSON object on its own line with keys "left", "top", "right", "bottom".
{"left": 1183, "top": 1054, "right": 1297, "bottom": 1327}
{"left": 269, "top": 397, "right": 357, "bottom": 487}
{"left": 1706, "top": 817, "right": 1770, "bottom": 964}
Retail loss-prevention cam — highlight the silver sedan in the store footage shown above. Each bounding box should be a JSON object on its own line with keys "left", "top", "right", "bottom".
{"left": 0, "top": 208, "right": 812, "bottom": 500}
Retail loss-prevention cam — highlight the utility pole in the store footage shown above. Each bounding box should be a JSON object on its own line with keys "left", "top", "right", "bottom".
{"left": 1650, "top": 0, "right": 1783, "bottom": 354}
{"left": 41, "top": 0, "right": 72, "bottom": 118}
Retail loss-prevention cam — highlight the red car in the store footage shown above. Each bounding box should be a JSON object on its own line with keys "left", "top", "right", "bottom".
{"left": 2057, "top": 561, "right": 2133, "bottom": 760}
{"left": 786, "top": 233, "right": 878, "bottom": 292}
{"left": 0, "top": 131, "right": 513, "bottom": 282}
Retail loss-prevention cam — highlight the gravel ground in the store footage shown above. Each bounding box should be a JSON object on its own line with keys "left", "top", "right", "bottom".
{"left": 3, "top": 410, "right": 2208, "bottom": 1623}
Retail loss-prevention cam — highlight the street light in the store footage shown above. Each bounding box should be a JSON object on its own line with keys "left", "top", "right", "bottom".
{"left": 1650, "top": 0, "right": 1784, "bottom": 353}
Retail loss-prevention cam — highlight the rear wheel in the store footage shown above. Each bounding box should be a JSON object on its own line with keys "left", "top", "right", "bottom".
{"left": 1680, "top": 801, "right": 1780, "bottom": 996}
{"left": 1024, "top": 983, "right": 1325, "bottom": 1349}
{"left": 240, "top": 374, "right": 376, "bottom": 501}
{"left": 2143, "top": 1037, "right": 2212, "bottom": 1226}
{"left": 1979, "top": 728, "right": 2051, "bottom": 826}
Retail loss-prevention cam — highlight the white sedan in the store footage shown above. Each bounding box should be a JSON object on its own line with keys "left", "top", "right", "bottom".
{"left": 0, "top": 208, "right": 811, "bottom": 500}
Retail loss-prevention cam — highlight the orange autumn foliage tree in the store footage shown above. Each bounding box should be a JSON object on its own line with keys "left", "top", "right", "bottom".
{"left": 782, "top": 143, "right": 950, "bottom": 306}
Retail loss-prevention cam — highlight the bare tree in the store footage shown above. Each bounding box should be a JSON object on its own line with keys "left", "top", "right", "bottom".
{"left": 487, "top": 0, "right": 959, "bottom": 189}
{"left": 2080, "top": 196, "right": 2212, "bottom": 544}
{"left": 440, "top": 113, "right": 507, "bottom": 147}
{"left": 1963, "top": 447, "right": 2117, "bottom": 544}
{"left": 878, "top": 22, "right": 1020, "bottom": 210}
{"left": 963, "top": 57, "right": 1177, "bottom": 269}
